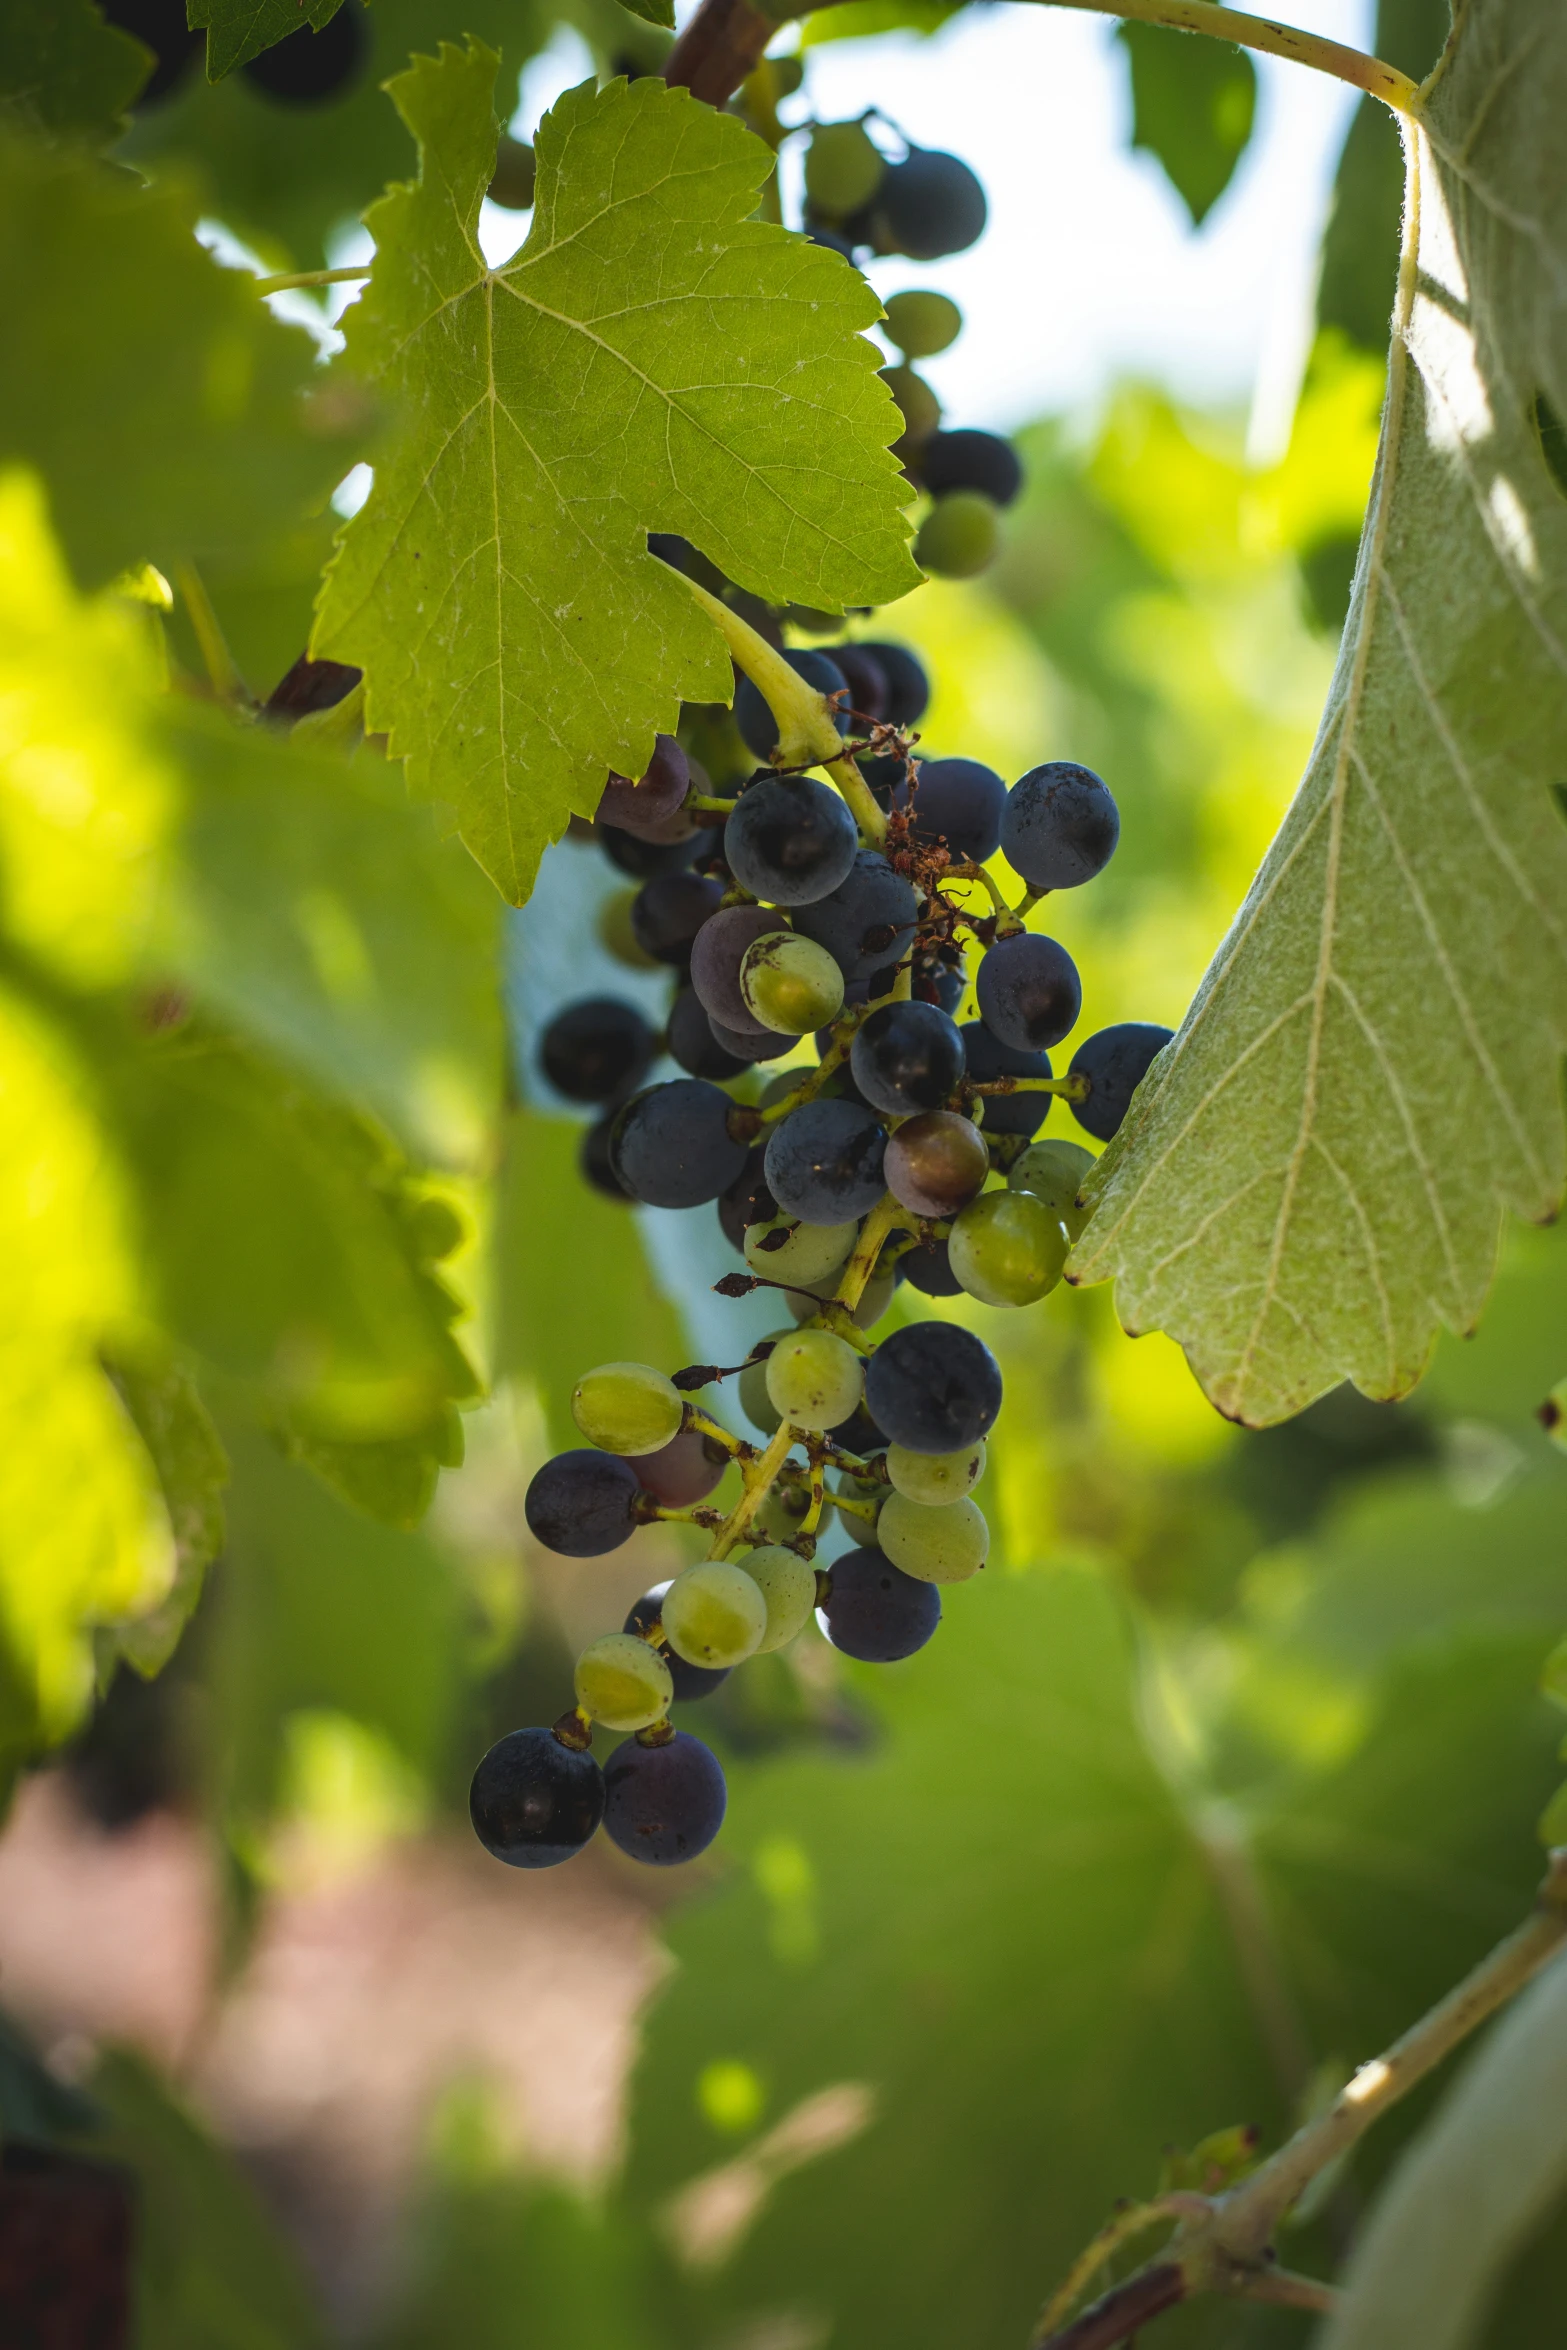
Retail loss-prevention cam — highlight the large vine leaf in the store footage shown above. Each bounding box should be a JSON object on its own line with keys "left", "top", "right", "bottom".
{"left": 1073, "top": 0, "right": 1567, "bottom": 1427}
{"left": 190, "top": 0, "right": 345, "bottom": 82}
{"left": 0, "top": 0, "right": 150, "bottom": 142}
{"left": 313, "top": 43, "right": 918, "bottom": 903}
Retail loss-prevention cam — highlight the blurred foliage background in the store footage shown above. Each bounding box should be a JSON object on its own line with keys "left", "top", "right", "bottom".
{"left": 3, "top": 1, "right": 1565, "bottom": 2347}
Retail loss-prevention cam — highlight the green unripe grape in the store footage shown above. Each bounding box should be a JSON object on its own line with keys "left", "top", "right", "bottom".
{"left": 575, "top": 1631, "right": 673, "bottom": 1731}
{"left": 739, "top": 1329, "right": 794, "bottom": 1435}
{"left": 742, "top": 1545, "right": 818, "bottom": 1653}
{"left": 877, "top": 1490, "right": 988, "bottom": 1584}
{"left": 949, "top": 1189, "right": 1067, "bottom": 1307}
{"left": 663, "top": 1559, "right": 768, "bottom": 1669}
{"left": 756, "top": 1477, "right": 813, "bottom": 1542}
{"left": 766, "top": 1326, "right": 864, "bottom": 1431}
{"left": 882, "top": 289, "right": 962, "bottom": 360}
{"left": 804, "top": 120, "right": 884, "bottom": 218}
{"left": 786, "top": 1262, "right": 895, "bottom": 1331}
{"left": 887, "top": 1439, "right": 985, "bottom": 1505}
{"left": 915, "top": 490, "right": 1000, "bottom": 579}
{"left": 572, "top": 1361, "right": 683, "bottom": 1454}
{"left": 1008, "top": 1139, "right": 1095, "bottom": 1242}
{"left": 598, "top": 887, "right": 660, "bottom": 969}
{"left": 882, "top": 365, "right": 941, "bottom": 447}
{"left": 740, "top": 931, "right": 846, "bottom": 1036}
{"left": 744, "top": 1216, "right": 858, "bottom": 1286}
{"left": 833, "top": 1457, "right": 885, "bottom": 1503}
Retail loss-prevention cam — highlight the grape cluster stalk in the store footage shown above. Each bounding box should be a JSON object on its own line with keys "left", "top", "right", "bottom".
{"left": 470, "top": 604, "right": 1175, "bottom": 1874}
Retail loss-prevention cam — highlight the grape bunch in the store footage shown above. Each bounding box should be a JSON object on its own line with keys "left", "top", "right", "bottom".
{"left": 470, "top": 632, "right": 1174, "bottom": 1874}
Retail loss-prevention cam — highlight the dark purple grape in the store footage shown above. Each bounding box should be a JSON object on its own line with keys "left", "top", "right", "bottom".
{"left": 625, "top": 1433, "right": 728, "bottom": 1509}
{"left": 857, "top": 641, "right": 929, "bottom": 727}
{"left": 764, "top": 1098, "right": 888, "bottom": 1224}
{"left": 724, "top": 776, "right": 859, "bottom": 908}
{"left": 602, "top": 1730, "right": 727, "bottom": 1863}
{"left": 611, "top": 1079, "right": 749, "bottom": 1208}
{"left": 865, "top": 1321, "right": 1002, "bottom": 1454}
{"left": 821, "top": 1548, "right": 941, "bottom": 1661}
{"left": 830, "top": 1398, "right": 889, "bottom": 1452}
{"left": 899, "top": 1234, "right": 963, "bottom": 1296}
{"left": 975, "top": 932, "right": 1081, "bottom": 1052}
{"left": 904, "top": 757, "right": 1007, "bottom": 863}
{"left": 914, "top": 958, "right": 967, "bottom": 1016}
{"left": 580, "top": 1114, "right": 632, "bottom": 1201}
{"left": 961, "top": 1020, "right": 1052, "bottom": 1139}
{"left": 240, "top": 3, "right": 365, "bottom": 102}
{"left": 850, "top": 1001, "right": 965, "bottom": 1115}
{"left": 1002, "top": 763, "right": 1119, "bottom": 890}
{"left": 668, "top": 987, "right": 753, "bottom": 1079}
{"left": 790, "top": 851, "right": 919, "bottom": 981}
{"left": 718, "top": 1148, "right": 776, "bottom": 1255}
{"left": 817, "top": 643, "right": 889, "bottom": 724}
{"left": 599, "top": 821, "right": 717, "bottom": 880}
{"left": 883, "top": 1110, "right": 988, "bottom": 1218}
{"left": 918, "top": 430, "right": 1023, "bottom": 509}
{"left": 101, "top": 0, "right": 202, "bottom": 105}
{"left": 712, "top": 1013, "right": 796, "bottom": 1062}
{"left": 540, "top": 997, "right": 656, "bottom": 1104}
{"left": 597, "top": 736, "right": 690, "bottom": 836}
{"left": 631, "top": 871, "right": 724, "bottom": 966}
{"left": 1069, "top": 1022, "right": 1174, "bottom": 1141}
{"left": 875, "top": 149, "right": 987, "bottom": 261}
{"left": 690, "top": 905, "right": 781, "bottom": 1028}
{"left": 470, "top": 1727, "right": 604, "bottom": 1867}
{"left": 735, "top": 651, "right": 850, "bottom": 758}
{"left": 524, "top": 1451, "right": 641, "bottom": 1556}
{"left": 806, "top": 222, "right": 858, "bottom": 261}
{"left": 624, "top": 1589, "right": 730, "bottom": 1702}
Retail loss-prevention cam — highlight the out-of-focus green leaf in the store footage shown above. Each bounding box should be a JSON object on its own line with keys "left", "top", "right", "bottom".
{"left": 313, "top": 45, "right": 916, "bottom": 903}
{"left": 0, "top": 134, "right": 356, "bottom": 589}
{"left": 1116, "top": 21, "right": 1256, "bottom": 227}
{"left": 615, "top": 0, "right": 676, "bottom": 31}
{"left": 190, "top": 0, "right": 345, "bottom": 81}
{"left": 92, "top": 2050, "right": 329, "bottom": 2350}
{"left": 105, "top": 1354, "right": 228, "bottom": 1677}
{"left": 1319, "top": 1950, "right": 1567, "bottom": 2350}
{"left": 1075, "top": 0, "right": 1567, "bottom": 1425}
{"left": 801, "top": 0, "right": 961, "bottom": 43}
{"left": 0, "top": 2012, "right": 102, "bottom": 2144}
{"left": 273, "top": 1402, "right": 465, "bottom": 1530}
{"left": 0, "top": 0, "right": 149, "bottom": 141}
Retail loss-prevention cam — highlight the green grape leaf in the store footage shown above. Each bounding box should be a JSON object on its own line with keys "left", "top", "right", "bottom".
{"left": 1318, "top": 0, "right": 1455, "bottom": 352}
{"left": 801, "top": 0, "right": 963, "bottom": 46}
{"left": 0, "top": 0, "right": 150, "bottom": 142}
{"left": 1073, "top": 0, "right": 1567, "bottom": 1426}
{"left": 1318, "top": 1951, "right": 1567, "bottom": 2350}
{"left": 0, "top": 133, "right": 357, "bottom": 589}
{"left": 189, "top": 0, "right": 344, "bottom": 81}
{"left": 104, "top": 1354, "right": 228, "bottom": 1678}
{"left": 313, "top": 44, "right": 917, "bottom": 904}
{"left": 616, "top": 0, "right": 676, "bottom": 30}
{"left": 1116, "top": 21, "right": 1256, "bottom": 227}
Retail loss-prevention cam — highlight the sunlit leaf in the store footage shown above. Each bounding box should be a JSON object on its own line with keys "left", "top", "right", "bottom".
{"left": 1075, "top": 0, "right": 1567, "bottom": 1425}
{"left": 106, "top": 1354, "right": 228, "bottom": 1678}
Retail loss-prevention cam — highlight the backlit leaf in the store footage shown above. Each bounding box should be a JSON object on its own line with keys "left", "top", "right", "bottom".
{"left": 1116, "top": 21, "right": 1256, "bottom": 227}
{"left": 313, "top": 44, "right": 917, "bottom": 903}
{"left": 1074, "top": 0, "right": 1567, "bottom": 1425}
{"left": 190, "top": 0, "right": 345, "bottom": 82}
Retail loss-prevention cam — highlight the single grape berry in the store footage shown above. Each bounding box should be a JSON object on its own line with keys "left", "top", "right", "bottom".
{"left": 734, "top": 652, "right": 851, "bottom": 759}
{"left": 914, "top": 957, "right": 968, "bottom": 1017}
{"left": 820, "top": 1547, "right": 941, "bottom": 1662}
{"left": 571, "top": 1362, "right": 683, "bottom": 1456}
{"left": 806, "top": 221, "right": 858, "bottom": 261}
{"left": 883, "top": 1109, "right": 988, "bottom": 1218}
{"left": 790, "top": 851, "right": 920, "bottom": 982}
{"left": 916, "top": 491, "right": 1000, "bottom": 579}
{"left": 525, "top": 1451, "right": 641, "bottom": 1556}
{"left": 851, "top": 1001, "right": 965, "bottom": 1116}
{"left": 631, "top": 870, "right": 724, "bottom": 966}
{"left": 470, "top": 1727, "right": 604, "bottom": 1868}
{"left": 597, "top": 735, "right": 690, "bottom": 837}
{"left": 875, "top": 148, "right": 987, "bottom": 260}
{"left": 718, "top": 1149, "right": 776, "bottom": 1255}
{"left": 741, "top": 931, "right": 846, "bottom": 1035}
{"left": 856, "top": 641, "right": 930, "bottom": 727}
{"left": 744, "top": 1545, "right": 819, "bottom": 1653}
{"left": 919, "top": 430, "right": 1023, "bottom": 509}
{"left": 627, "top": 1428, "right": 729, "bottom": 1508}
{"left": 575, "top": 1633, "right": 674, "bottom": 1732}
{"left": 1009, "top": 1138, "right": 1096, "bottom": 1240}
{"left": 961, "top": 1021, "right": 1054, "bottom": 1138}
{"left": 669, "top": 987, "right": 754, "bottom": 1079}
{"left": 581, "top": 1114, "right": 632, "bottom": 1201}
{"left": 663, "top": 1560, "right": 768, "bottom": 1669}
{"left": 599, "top": 820, "right": 715, "bottom": 881}
{"left": 882, "top": 289, "right": 962, "bottom": 361}
{"left": 883, "top": 365, "right": 942, "bottom": 448}
{"left": 540, "top": 997, "right": 655, "bottom": 1105}
{"left": 877, "top": 1489, "right": 989, "bottom": 1583}
{"left": 743, "top": 1213, "right": 859, "bottom": 1287}
{"left": 976, "top": 932, "right": 1082, "bottom": 1053}
{"left": 739, "top": 1337, "right": 788, "bottom": 1437}
{"left": 887, "top": 1440, "right": 985, "bottom": 1505}
{"left": 611, "top": 1080, "right": 749, "bottom": 1209}
{"left": 690, "top": 905, "right": 781, "bottom": 1027}
{"left": 625, "top": 1585, "right": 729, "bottom": 1701}
{"left": 865, "top": 1321, "right": 1002, "bottom": 1454}
{"left": 948, "top": 1189, "right": 1068, "bottom": 1307}
{"left": 602, "top": 1730, "right": 727, "bottom": 1866}
{"left": 820, "top": 643, "right": 890, "bottom": 724}
{"left": 765, "top": 1098, "right": 889, "bottom": 1224}
{"left": 900, "top": 757, "right": 1008, "bottom": 864}
{"left": 1001, "top": 763, "right": 1120, "bottom": 889}
{"left": 805, "top": 120, "right": 885, "bottom": 217}
{"left": 765, "top": 1326, "right": 864, "bottom": 1431}
{"left": 240, "top": 4, "right": 364, "bottom": 102}
{"left": 1069, "top": 1023, "right": 1174, "bottom": 1141}
{"left": 899, "top": 1233, "right": 963, "bottom": 1296}
{"left": 724, "top": 776, "right": 860, "bottom": 908}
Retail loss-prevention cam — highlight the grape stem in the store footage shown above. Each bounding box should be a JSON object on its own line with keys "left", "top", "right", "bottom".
{"left": 971, "top": 1074, "right": 1090, "bottom": 1101}
{"left": 253, "top": 263, "right": 373, "bottom": 295}
{"left": 705, "top": 1419, "right": 798, "bottom": 1558}
{"left": 1026, "top": 0, "right": 1421, "bottom": 115}
{"left": 682, "top": 1405, "right": 756, "bottom": 1460}
{"left": 826, "top": 1192, "right": 905, "bottom": 1325}
{"left": 939, "top": 862, "right": 1023, "bottom": 935}
{"left": 174, "top": 562, "right": 249, "bottom": 706}
{"left": 826, "top": 1489, "right": 880, "bottom": 1526}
